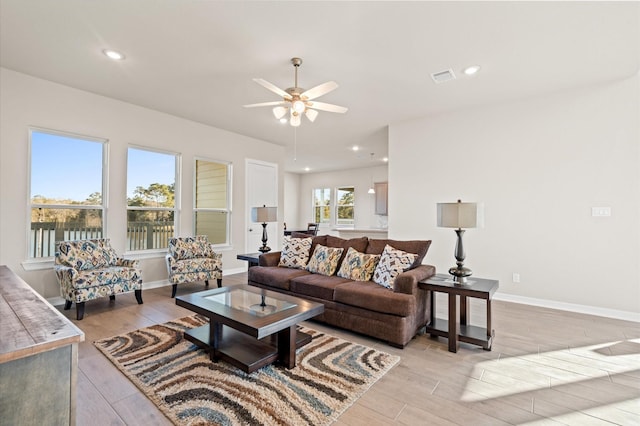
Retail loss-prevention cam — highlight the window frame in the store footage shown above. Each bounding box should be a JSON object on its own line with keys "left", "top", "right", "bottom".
{"left": 312, "top": 187, "right": 331, "bottom": 224}
{"left": 26, "top": 127, "right": 108, "bottom": 261}
{"left": 193, "top": 156, "right": 233, "bottom": 247}
{"left": 335, "top": 185, "right": 355, "bottom": 227}
{"left": 125, "top": 145, "right": 180, "bottom": 253}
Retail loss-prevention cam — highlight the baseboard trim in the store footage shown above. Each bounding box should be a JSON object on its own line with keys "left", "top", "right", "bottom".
{"left": 494, "top": 292, "right": 640, "bottom": 323}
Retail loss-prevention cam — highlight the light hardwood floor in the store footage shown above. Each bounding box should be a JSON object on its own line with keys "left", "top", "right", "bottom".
{"left": 59, "top": 272, "right": 640, "bottom": 425}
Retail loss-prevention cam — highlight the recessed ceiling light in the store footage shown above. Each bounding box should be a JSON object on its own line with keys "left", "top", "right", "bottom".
{"left": 103, "top": 49, "right": 125, "bottom": 61}
{"left": 463, "top": 65, "right": 481, "bottom": 75}
{"left": 304, "top": 167, "right": 310, "bottom": 172}
{"left": 352, "top": 146, "right": 359, "bottom": 151}
{"left": 382, "top": 157, "right": 389, "bottom": 162}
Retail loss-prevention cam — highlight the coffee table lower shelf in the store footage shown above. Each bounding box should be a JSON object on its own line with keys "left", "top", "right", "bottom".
{"left": 426, "top": 318, "right": 494, "bottom": 350}
{"left": 184, "top": 323, "right": 312, "bottom": 373}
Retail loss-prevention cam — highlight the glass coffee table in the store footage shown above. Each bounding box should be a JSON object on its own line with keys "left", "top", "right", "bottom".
{"left": 175, "top": 284, "right": 324, "bottom": 373}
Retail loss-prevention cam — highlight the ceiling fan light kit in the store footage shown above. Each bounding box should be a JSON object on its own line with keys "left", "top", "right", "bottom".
{"left": 244, "top": 57, "right": 348, "bottom": 126}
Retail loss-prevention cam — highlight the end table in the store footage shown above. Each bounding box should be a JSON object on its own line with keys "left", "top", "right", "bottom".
{"left": 236, "top": 253, "right": 261, "bottom": 268}
{"left": 419, "top": 273, "right": 499, "bottom": 353}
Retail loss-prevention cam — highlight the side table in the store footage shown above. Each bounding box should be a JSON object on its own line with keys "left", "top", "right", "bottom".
{"left": 237, "top": 252, "right": 261, "bottom": 268}
{"left": 418, "top": 273, "right": 499, "bottom": 353}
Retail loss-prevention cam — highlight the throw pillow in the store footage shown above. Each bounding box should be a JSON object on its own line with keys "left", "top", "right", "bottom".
{"left": 278, "top": 236, "right": 313, "bottom": 269}
{"left": 337, "top": 247, "right": 380, "bottom": 281}
{"left": 373, "top": 244, "right": 418, "bottom": 289}
{"left": 306, "top": 244, "right": 344, "bottom": 276}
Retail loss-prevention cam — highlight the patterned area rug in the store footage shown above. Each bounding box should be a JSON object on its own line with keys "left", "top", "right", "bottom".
{"left": 94, "top": 315, "right": 400, "bottom": 425}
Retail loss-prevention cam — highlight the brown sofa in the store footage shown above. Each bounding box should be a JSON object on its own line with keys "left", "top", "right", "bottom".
{"left": 248, "top": 234, "right": 436, "bottom": 347}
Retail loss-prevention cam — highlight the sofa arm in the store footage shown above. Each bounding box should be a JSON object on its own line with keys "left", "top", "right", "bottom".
{"left": 116, "top": 258, "right": 139, "bottom": 268}
{"left": 259, "top": 251, "right": 281, "bottom": 267}
{"left": 393, "top": 264, "right": 436, "bottom": 295}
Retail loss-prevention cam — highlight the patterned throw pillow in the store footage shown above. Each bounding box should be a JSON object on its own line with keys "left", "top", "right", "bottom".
{"left": 337, "top": 247, "right": 380, "bottom": 281}
{"left": 373, "top": 244, "right": 418, "bottom": 289}
{"left": 306, "top": 244, "right": 344, "bottom": 276}
{"left": 278, "top": 236, "right": 313, "bottom": 269}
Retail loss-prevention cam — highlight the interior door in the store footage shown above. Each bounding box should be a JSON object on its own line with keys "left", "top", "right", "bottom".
{"left": 246, "top": 159, "right": 278, "bottom": 253}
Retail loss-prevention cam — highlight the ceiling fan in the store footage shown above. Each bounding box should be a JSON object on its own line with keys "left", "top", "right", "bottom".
{"left": 244, "top": 57, "right": 348, "bottom": 127}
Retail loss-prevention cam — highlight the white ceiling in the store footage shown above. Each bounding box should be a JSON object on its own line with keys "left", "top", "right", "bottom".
{"left": 1, "top": 1, "right": 638, "bottom": 173}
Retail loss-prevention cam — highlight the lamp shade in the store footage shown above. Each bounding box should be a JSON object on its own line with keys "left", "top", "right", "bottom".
{"left": 437, "top": 200, "right": 484, "bottom": 229}
{"left": 251, "top": 206, "right": 277, "bottom": 223}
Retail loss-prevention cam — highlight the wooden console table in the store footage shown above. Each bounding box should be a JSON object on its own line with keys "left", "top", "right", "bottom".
{"left": 419, "top": 273, "right": 498, "bottom": 353}
{"left": 0, "top": 265, "right": 85, "bottom": 425}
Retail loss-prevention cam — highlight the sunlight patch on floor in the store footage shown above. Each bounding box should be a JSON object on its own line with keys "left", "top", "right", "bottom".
{"left": 461, "top": 339, "right": 640, "bottom": 403}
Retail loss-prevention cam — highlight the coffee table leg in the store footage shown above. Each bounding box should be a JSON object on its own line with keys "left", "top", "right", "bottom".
{"left": 278, "top": 325, "right": 297, "bottom": 369}
{"left": 209, "top": 321, "right": 222, "bottom": 362}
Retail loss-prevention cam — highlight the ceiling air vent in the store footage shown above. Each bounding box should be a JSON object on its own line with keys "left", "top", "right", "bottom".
{"left": 431, "top": 69, "right": 456, "bottom": 84}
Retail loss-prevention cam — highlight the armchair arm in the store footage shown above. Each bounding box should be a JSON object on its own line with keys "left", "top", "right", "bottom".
{"left": 259, "top": 251, "right": 281, "bottom": 267}
{"left": 393, "top": 264, "right": 436, "bottom": 295}
{"left": 116, "top": 257, "right": 139, "bottom": 268}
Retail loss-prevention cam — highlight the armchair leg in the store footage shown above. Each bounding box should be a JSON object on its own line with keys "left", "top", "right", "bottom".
{"left": 135, "top": 289, "right": 143, "bottom": 304}
{"left": 171, "top": 284, "right": 177, "bottom": 298}
{"left": 217, "top": 278, "right": 222, "bottom": 288}
{"left": 109, "top": 295, "right": 115, "bottom": 301}
{"left": 76, "top": 302, "right": 85, "bottom": 320}
{"left": 205, "top": 280, "right": 209, "bottom": 288}
{"left": 64, "top": 300, "right": 72, "bottom": 310}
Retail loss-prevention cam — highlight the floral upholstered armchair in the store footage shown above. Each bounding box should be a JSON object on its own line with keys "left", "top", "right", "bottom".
{"left": 165, "top": 235, "right": 222, "bottom": 298}
{"left": 54, "top": 239, "right": 143, "bottom": 320}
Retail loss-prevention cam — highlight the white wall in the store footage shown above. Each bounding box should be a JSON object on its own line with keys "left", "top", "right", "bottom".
{"left": 283, "top": 172, "right": 301, "bottom": 233}
{"left": 0, "top": 68, "right": 285, "bottom": 298}
{"left": 297, "top": 165, "right": 388, "bottom": 234}
{"left": 389, "top": 76, "right": 639, "bottom": 316}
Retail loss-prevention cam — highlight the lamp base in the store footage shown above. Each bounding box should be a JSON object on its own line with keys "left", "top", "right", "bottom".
{"left": 449, "top": 266, "right": 472, "bottom": 285}
{"left": 258, "top": 246, "right": 271, "bottom": 253}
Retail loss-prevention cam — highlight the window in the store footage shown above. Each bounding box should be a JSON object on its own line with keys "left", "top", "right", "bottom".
{"left": 336, "top": 186, "right": 355, "bottom": 226}
{"left": 29, "top": 129, "right": 106, "bottom": 258}
{"left": 127, "top": 147, "right": 177, "bottom": 251}
{"left": 194, "top": 158, "right": 231, "bottom": 245}
{"left": 313, "top": 188, "right": 331, "bottom": 223}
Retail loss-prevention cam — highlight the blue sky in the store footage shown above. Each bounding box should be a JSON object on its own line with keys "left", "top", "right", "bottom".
{"left": 31, "top": 132, "right": 175, "bottom": 201}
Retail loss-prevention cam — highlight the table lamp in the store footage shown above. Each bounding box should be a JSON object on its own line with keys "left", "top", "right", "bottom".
{"left": 437, "top": 200, "right": 484, "bottom": 284}
{"left": 252, "top": 205, "right": 278, "bottom": 253}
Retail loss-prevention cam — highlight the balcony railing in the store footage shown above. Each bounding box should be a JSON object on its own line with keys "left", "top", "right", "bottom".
{"left": 30, "top": 221, "right": 175, "bottom": 258}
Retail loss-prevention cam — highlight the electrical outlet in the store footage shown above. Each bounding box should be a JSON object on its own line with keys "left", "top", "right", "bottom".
{"left": 512, "top": 273, "right": 520, "bottom": 283}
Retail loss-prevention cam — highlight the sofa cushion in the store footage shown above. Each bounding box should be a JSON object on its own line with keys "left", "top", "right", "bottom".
{"left": 56, "top": 240, "right": 117, "bottom": 271}
{"left": 74, "top": 266, "right": 141, "bottom": 289}
{"left": 290, "top": 274, "right": 352, "bottom": 301}
{"left": 306, "top": 244, "right": 344, "bottom": 276}
{"left": 291, "top": 233, "right": 327, "bottom": 255}
{"left": 278, "top": 236, "right": 313, "bottom": 269}
{"left": 337, "top": 247, "right": 380, "bottom": 281}
{"left": 365, "top": 239, "right": 431, "bottom": 269}
{"left": 373, "top": 244, "right": 417, "bottom": 289}
{"left": 169, "top": 236, "right": 212, "bottom": 261}
{"left": 325, "top": 236, "right": 369, "bottom": 270}
{"left": 333, "top": 281, "right": 416, "bottom": 317}
{"left": 248, "top": 266, "right": 310, "bottom": 291}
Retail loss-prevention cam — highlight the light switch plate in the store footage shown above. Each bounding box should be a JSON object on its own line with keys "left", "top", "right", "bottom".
{"left": 591, "top": 207, "right": 611, "bottom": 217}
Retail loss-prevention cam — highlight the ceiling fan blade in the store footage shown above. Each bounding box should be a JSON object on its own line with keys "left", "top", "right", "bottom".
{"left": 307, "top": 101, "right": 348, "bottom": 114}
{"left": 253, "top": 78, "right": 291, "bottom": 99}
{"left": 243, "top": 101, "right": 288, "bottom": 108}
{"left": 305, "top": 109, "right": 319, "bottom": 122}
{"left": 301, "top": 81, "right": 338, "bottom": 100}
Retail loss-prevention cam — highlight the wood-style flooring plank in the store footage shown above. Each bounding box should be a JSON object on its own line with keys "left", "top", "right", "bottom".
{"left": 53, "top": 273, "right": 640, "bottom": 426}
